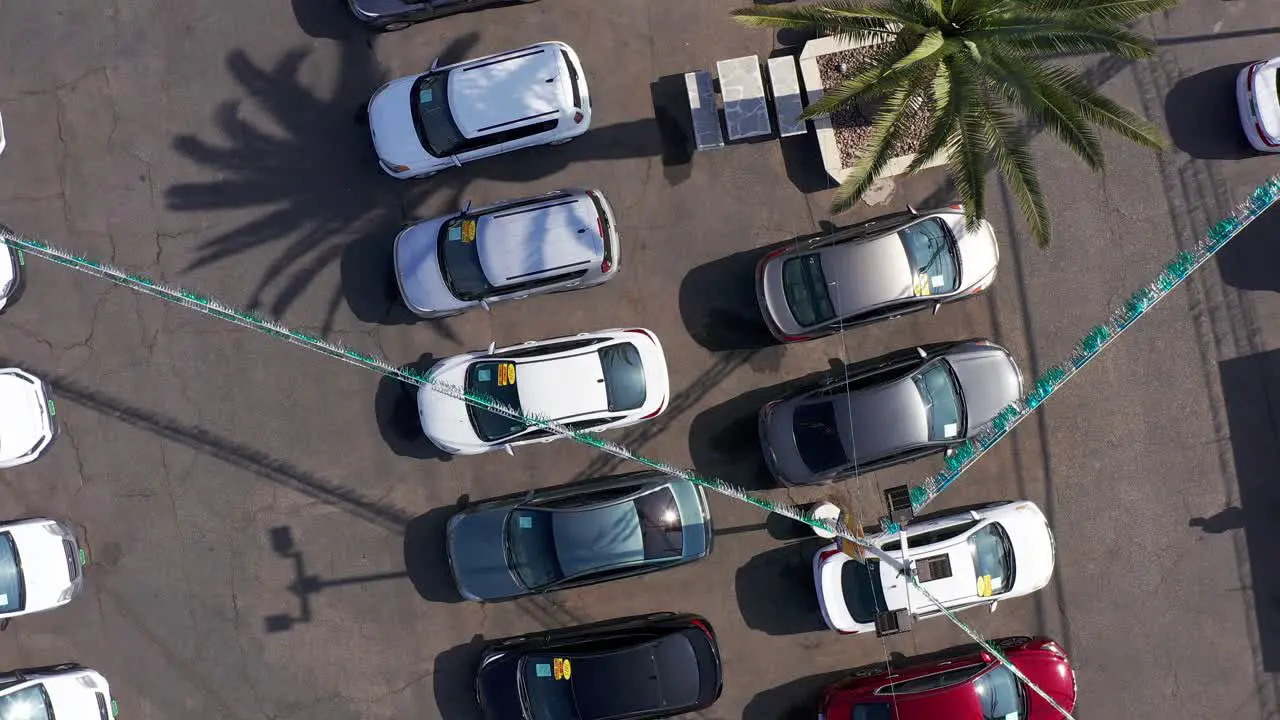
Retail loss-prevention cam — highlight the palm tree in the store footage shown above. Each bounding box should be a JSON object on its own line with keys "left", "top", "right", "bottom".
{"left": 732, "top": 0, "right": 1175, "bottom": 246}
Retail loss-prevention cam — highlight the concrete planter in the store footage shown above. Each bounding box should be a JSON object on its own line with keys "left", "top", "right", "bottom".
{"left": 798, "top": 35, "right": 946, "bottom": 185}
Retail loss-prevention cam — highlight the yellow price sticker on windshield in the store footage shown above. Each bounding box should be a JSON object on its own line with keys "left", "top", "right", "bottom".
{"left": 461, "top": 219, "right": 477, "bottom": 244}
{"left": 553, "top": 657, "right": 572, "bottom": 681}
{"left": 913, "top": 272, "right": 933, "bottom": 297}
{"left": 977, "top": 574, "right": 993, "bottom": 597}
{"left": 497, "top": 363, "right": 516, "bottom": 386}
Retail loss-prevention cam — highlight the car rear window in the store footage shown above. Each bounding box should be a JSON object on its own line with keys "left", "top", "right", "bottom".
{"left": 561, "top": 50, "right": 582, "bottom": 109}
{"left": 598, "top": 343, "right": 647, "bottom": 412}
{"left": 781, "top": 254, "right": 835, "bottom": 327}
{"left": 912, "top": 361, "right": 963, "bottom": 442}
{"left": 0, "top": 533, "right": 23, "bottom": 613}
{"left": 900, "top": 218, "right": 959, "bottom": 296}
{"left": 634, "top": 487, "right": 683, "bottom": 560}
{"left": 841, "top": 558, "right": 888, "bottom": 624}
{"left": 438, "top": 218, "right": 496, "bottom": 300}
{"left": 793, "top": 401, "right": 849, "bottom": 473}
{"left": 465, "top": 361, "right": 527, "bottom": 442}
{"left": 974, "top": 664, "right": 1028, "bottom": 720}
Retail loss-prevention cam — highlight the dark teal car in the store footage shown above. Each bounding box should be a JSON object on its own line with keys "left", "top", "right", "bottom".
{"left": 445, "top": 472, "right": 713, "bottom": 602}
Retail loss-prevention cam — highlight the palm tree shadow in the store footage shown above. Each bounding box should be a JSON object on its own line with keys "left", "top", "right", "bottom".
{"left": 165, "top": 34, "right": 479, "bottom": 336}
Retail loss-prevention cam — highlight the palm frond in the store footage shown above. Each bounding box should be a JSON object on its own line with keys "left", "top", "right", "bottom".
{"left": 945, "top": 103, "right": 991, "bottom": 227}
{"left": 830, "top": 85, "right": 924, "bottom": 212}
{"left": 800, "top": 39, "right": 933, "bottom": 119}
{"left": 1031, "top": 0, "right": 1179, "bottom": 23}
{"left": 980, "top": 55, "right": 1105, "bottom": 168}
{"left": 891, "top": 29, "right": 946, "bottom": 70}
{"left": 730, "top": 1, "right": 911, "bottom": 35}
{"left": 970, "top": 20, "right": 1155, "bottom": 59}
{"left": 1051, "top": 70, "right": 1168, "bottom": 149}
{"left": 981, "top": 104, "right": 1051, "bottom": 246}
{"left": 905, "top": 60, "right": 962, "bottom": 173}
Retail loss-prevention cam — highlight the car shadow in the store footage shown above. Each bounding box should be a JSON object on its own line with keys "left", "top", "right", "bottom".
{"left": 291, "top": 0, "right": 368, "bottom": 41}
{"left": 1216, "top": 203, "right": 1280, "bottom": 292}
{"left": 404, "top": 503, "right": 466, "bottom": 604}
{"left": 735, "top": 540, "right": 830, "bottom": 635}
{"left": 1165, "top": 62, "right": 1256, "bottom": 160}
{"left": 679, "top": 237, "right": 812, "bottom": 352}
{"left": 433, "top": 636, "right": 487, "bottom": 720}
{"left": 688, "top": 366, "right": 835, "bottom": 491}
{"left": 373, "top": 352, "right": 453, "bottom": 460}
{"left": 650, "top": 75, "right": 694, "bottom": 186}
{"left": 742, "top": 668, "right": 849, "bottom": 720}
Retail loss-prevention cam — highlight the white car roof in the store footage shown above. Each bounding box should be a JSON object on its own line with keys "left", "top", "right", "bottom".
{"left": 477, "top": 194, "right": 604, "bottom": 288}
{"left": 516, "top": 352, "right": 609, "bottom": 420}
{"left": 447, "top": 43, "right": 570, "bottom": 139}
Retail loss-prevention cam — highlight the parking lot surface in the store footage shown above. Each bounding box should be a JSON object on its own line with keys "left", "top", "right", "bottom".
{"left": 2, "top": 0, "right": 1280, "bottom": 718}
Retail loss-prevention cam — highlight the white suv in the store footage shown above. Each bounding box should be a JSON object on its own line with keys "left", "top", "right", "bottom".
{"left": 0, "top": 368, "right": 56, "bottom": 469}
{"left": 367, "top": 41, "right": 591, "bottom": 179}
{"left": 0, "top": 519, "right": 86, "bottom": 621}
{"left": 419, "top": 329, "right": 669, "bottom": 455}
{"left": 0, "top": 664, "right": 116, "bottom": 719}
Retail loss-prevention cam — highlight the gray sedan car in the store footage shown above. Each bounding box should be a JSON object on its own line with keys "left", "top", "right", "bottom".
{"left": 445, "top": 472, "right": 712, "bottom": 602}
{"left": 758, "top": 340, "right": 1023, "bottom": 486}
{"left": 394, "top": 188, "right": 620, "bottom": 318}
{"left": 348, "top": 0, "right": 538, "bottom": 32}
{"left": 756, "top": 207, "right": 999, "bottom": 342}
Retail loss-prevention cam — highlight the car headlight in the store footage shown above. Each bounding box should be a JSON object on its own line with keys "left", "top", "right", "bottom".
{"left": 1041, "top": 640, "right": 1067, "bottom": 658}
{"left": 43, "top": 522, "right": 67, "bottom": 537}
{"left": 75, "top": 674, "right": 99, "bottom": 689}
{"left": 0, "top": 277, "right": 13, "bottom": 296}
{"left": 58, "top": 584, "right": 77, "bottom": 604}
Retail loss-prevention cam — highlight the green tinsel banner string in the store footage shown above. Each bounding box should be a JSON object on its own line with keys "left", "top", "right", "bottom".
{"left": 909, "top": 174, "right": 1280, "bottom": 514}
{"left": 0, "top": 223, "right": 1080, "bottom": 718}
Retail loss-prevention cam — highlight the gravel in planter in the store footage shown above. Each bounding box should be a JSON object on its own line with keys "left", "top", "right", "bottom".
{"left": 816, "top": 47, "right": 933, "bottom": 168}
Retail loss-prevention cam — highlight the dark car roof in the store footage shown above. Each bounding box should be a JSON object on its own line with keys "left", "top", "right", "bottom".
{"left": 568, "top": 632, "right": 703, "bottom": 718}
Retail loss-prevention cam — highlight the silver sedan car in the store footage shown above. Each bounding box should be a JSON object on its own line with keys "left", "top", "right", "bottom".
{"left": 756, "top": 207, "right": 999, "bottom": 343}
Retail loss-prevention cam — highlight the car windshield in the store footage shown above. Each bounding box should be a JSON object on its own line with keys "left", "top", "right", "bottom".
{"left": 900, "top": 218, "right": 959, "bottom": 296}
{"left": 0, "top": 533, "right": 23, "bottom": 614}
{"left": 634, "top": 487, "right": 683, "bottom": 560}
{"left": 437, "top": 218, "right": 494, "bottom": 300}
{"left": 968, "top": 523, "right": 1016, "bottom": 597}
{"left": 912, "top": 361, "right": 963, "bottom": 441}
{"left": 465, "top": 361, "right": 527, "bottom": 442}
{"left": 851, "top": 704, "right": 893, "bottom": 720}
{"left": 519, "top": 655, "right": 579, "bottom": 720}
{"left": 0, "top": 685, "right": 53, "bottom": 720}
{"left": 840, "top": 558, "right": 888, "bottom": 624}
{"left": 793, "top": 401, "right": 849, "bottom": 473}
{"left": 598, "top": 343, "right": 647, "bottom": 412}
{"left": 974, "top": 664, "right": 1028, "bottom": 720}
{"left": 781, "top": 254, "right": 836, "bottom": 327}
{"left": 411, "top": 72, "right": 465, "bottom": 157}
{"left": 506, "top": 509, "right": 563, "bottom": 589}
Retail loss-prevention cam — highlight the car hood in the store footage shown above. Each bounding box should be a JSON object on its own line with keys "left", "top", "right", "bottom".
{"left": 947, "top": 351, "right": 1022, "bottom": 432}
{"left": 8, "top": 524, "right": 75, "bottom": 612}
{"left": 942, "top": 216, "right": 999, "bottom": 290}
{"left": 368, "top": 75, "right": 440, "bottom": 169}
{"left": 44, "top": 676, "right": 105, "bottom": 719}
{"left": 476, "top": 652, "right": 523, "bottom": 720}
{"left": 418, "top": 359, "right": 488, "bottom": 454}
{"left": 447, "top": 507, "right": 526, "bottom": 601}
{"left": 395, "top": 218, "right": 473, "bottom": 315}
{"left": 0, "top": 371, "right": 51, "bottom": 464}
{"left": 0, "top": 246, "right": 16, "bottom": 308}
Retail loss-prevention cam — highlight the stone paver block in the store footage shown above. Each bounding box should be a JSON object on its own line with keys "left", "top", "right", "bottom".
{"left": 716, "top": 55, "right": 772, "bottom": 141}
{"left": 767, "top": 56, "right": 806, "bottom": 137}
{"left": 683, "top": 71, "right": 724, "bottom": 151}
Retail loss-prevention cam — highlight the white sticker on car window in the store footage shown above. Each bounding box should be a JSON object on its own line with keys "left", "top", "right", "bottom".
{"left": 943, "top": 422, "right": 958, "bottom": 438}
{"left": 0, "top": 594, "right": 7, "bottom": 605}
{"left": 931, "top": 274, "right": 945, "bottom": 288}
{"left": 477, "top": 368, "right": 492, "bottom": 382}
{"left": 1004, "top": 714, "right": 1019, "bottom": 720}
{"left": 519, "top": 516, "right": 532, "bottom": 529}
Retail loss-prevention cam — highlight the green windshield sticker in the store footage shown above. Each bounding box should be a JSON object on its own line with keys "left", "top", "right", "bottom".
{"left": 419, "top": 88, "right": 433, "bottom": 103}
{"left": 447, "top": 225, "right": 462, "bottom": 242}
{"left": 536, "top": 663, "right": 552, "bottom": 678}
{"left": 519, "top": 516, "right": 532, "bottom": 529}
{"left": 477, "top": 368, "right": 491, "bottom": 382}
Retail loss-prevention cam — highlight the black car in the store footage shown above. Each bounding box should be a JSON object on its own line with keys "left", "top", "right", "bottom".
{"left": 759, "top": 339, "right": 1023, "bottom": 485}
{"left": 476, "top": 612, "right": 723, "bottom": 720}
{"left": 347, "top": 0, "right": 539, "bottom": 32}
{"left": 446, "top": 472, "right": 713, "bottom": 601}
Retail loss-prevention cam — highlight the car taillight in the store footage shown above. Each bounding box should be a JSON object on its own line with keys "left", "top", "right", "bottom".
{"left": 691, "top": 618, "right": 715, "bottom": 642}
{"left": 782, "top": 334, "right": 812, "bottom": 343}
{"left": 1257, "top": 122, "right": 1280, "bottom": 147}
{"left": 626, "top": 328, "right": 655, "bottom": 341}
{"left": 948, "top": 203, "right": 963, "bottom": 210}
{"left": 601, "top": 259, "right": 612, "bottom": 273}
{"left": 819, "top": 547, "right": 842, "bottom": 562}
{"left": 762, "top": 246, "right": 789, "bottom": 262}
{"left": 640, "top": 398, "right": 666, "bottom": 420}
{"left": 1041, "top": 641, "right": 1067, "bottom": 658}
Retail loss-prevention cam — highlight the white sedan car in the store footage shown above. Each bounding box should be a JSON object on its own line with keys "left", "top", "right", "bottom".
{"left": 0, "top": 244, "right": 21, "bottom": 312}
{"left": 815, "top": 500, "right": 1055, "bottom": 634}
{"left": 0, "top": 368, "right": 56, "bottom": 468}
{"left": 367, "top": 41, "right": 590, "bottom": 179}
{"left": 0, "top": 519, "right": 86, "bottom": 621}
{"left": 1237, "top": 58, "right": 1280, "bottom": 152}
{"left": 0, "top": 664, "right": 116, "bottom": 719}
{"left": 419, "top": 328, "right": 669, "bottom": 455}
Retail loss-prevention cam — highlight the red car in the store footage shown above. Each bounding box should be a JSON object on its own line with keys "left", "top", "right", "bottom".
{"left": 820, "top": 636, "right": 1076, "bottom": 719}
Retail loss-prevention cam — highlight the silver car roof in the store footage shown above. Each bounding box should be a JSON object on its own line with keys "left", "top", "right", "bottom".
{"left": 476, "top": 194, "right": 604, "bottom": 289}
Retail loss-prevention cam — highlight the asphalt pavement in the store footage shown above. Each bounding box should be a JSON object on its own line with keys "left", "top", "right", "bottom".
{"left": 1, "top": 0, "right": 1279, "bottom": 718}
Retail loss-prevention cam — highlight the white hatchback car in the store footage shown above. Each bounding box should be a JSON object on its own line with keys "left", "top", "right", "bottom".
{"left": 419, "top": 328, "right": 669, "bottom": 455}
{"left": 0, "top": 519, "right": 86, "bottom": 621}
{"left": 1237, "top": 58, "right": 1280, "bottom": 152}
{"left": 0, "top": 369, "right": 56, "bottom": 469}
{"left": 814, "top": 500, "right": 1054, "bottom": 634}
{"left": 367, "top": 41, "right": 591, "bottom": 179}
{"left": 0, "top": 244, "right": 21, "bottom": 312}
{"left": 0, "top": 664, "right": 116, "bottom": 720}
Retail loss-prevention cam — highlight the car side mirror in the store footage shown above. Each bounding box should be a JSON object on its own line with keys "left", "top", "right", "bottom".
{"left": 932, "top": 301, "right": 942, "bottom": 316}
{"left": 429, "top": 57, "right": 440, "bottom": 71}
{"left": 503, "top": 444, "right": 515, "bottom": 456}
{"left": 988, "top": 600, "right": 999, "bottom": 613}
{"left": 480, "top": 300, "right": 492, "bottom": 312}
{"left": 451, "top": 155, "right": 463, "bottom": 168}
{"left": 915, "top": 347, "right": 927, "bottom": 359}
{"left": 979, "top": 650, "right": 994, "bottom": 663}
{"left": 906, "top": 203, "right": 919, "bottom": 216}
{"left": 460, "top": 199, "right": 471, "bottom": 214}
{"left": 486, "top": 340, "right": 496, "bottom": 354}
